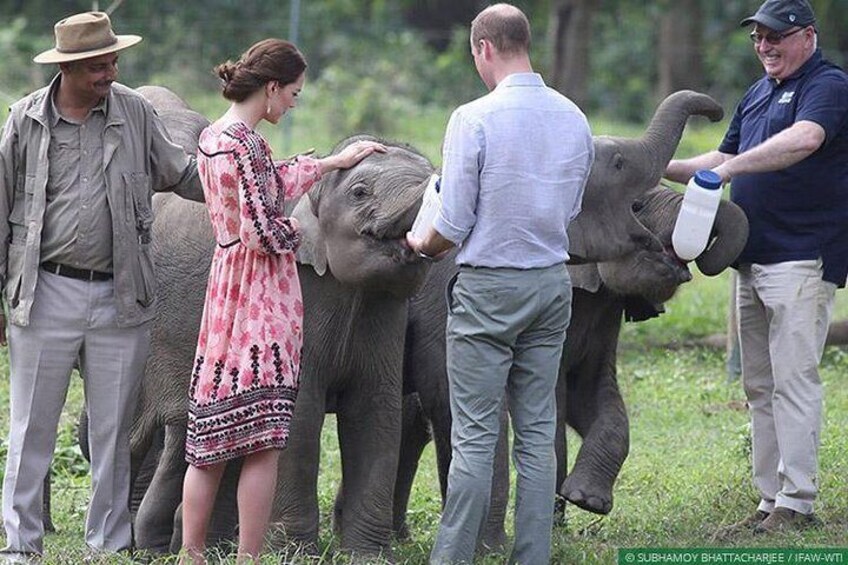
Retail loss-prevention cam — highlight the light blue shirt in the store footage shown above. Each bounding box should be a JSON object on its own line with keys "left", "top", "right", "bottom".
{"left": 434, "top": 72, "right": 594, "bottom": 268}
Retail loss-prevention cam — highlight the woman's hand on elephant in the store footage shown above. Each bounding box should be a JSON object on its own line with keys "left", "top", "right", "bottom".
{"left": 319, "top": 141, "right": 387, "bottom": 174}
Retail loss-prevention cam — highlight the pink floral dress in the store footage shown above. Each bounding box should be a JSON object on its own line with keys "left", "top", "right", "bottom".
{"left": 185, "top": 121, "right": 321, "bottom": 467}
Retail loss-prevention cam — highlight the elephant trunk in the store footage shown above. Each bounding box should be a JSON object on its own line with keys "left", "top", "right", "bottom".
{"left": 365, "top": 168, "right": 432, "bottom": 240}
{"left": 696, "top": 199, "right": 749, "bottom": 276}
{"left": 640, "top": 186, "right": 748, "bottom": 276}
{"left": 638, "top": 90, "right": 724, "bottom": 187}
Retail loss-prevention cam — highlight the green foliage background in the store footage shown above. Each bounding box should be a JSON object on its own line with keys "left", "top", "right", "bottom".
{"left": 2, "top": 0, "right": 847, "bottom": 127}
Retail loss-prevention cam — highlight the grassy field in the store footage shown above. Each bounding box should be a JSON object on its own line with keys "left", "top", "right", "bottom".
{"left": 1, "top": 271, "right": 846, "bottom": 563}
{"left": 1, "top": 101, "right": 846, "bottom": 562}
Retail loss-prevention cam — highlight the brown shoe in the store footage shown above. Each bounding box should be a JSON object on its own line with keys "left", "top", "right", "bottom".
{"left": 753, "top": 507, "right": 821, "bottom": 535}
{"left": 712, "top": 510, "right": 769, "bottom": 541}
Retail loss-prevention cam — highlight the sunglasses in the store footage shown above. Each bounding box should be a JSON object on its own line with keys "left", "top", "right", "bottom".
{"left": 749, "top": 26, "right": 806, "bottom": 46}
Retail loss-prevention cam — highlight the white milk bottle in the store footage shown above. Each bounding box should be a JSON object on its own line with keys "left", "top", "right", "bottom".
{"left": 671, "top": 169, "right": 723, "bottom": 261}
{"left": 410, "top": 174, "right": 441, "bottom": 241}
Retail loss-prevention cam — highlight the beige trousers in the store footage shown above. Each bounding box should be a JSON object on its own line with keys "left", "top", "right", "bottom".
{"left": 2, "top": 269, "right": 150, "bottom": 554}
{"left": 736, "top": 260, "right": 835, "bottom": 515}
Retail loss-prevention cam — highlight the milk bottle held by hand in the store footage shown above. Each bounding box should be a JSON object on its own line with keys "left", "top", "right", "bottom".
{"left": 410, "top": 174, "right": 441, "bottom": 241}
{"left": 671, "top": 169, "right": 723, "bottom": 261}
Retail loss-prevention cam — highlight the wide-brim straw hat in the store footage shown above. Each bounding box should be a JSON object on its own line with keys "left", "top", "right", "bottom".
{"left": 33, "top": 11, "right": 142, "bottom": 64}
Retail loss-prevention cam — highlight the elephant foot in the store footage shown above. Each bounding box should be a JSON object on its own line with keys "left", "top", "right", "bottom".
{"left": 553, "top": 494, "right": 568, "bottom": 527}
{"left": 265, "top": 523, "right": 320, "bottom": 557}
{"left": 339, "top": 548, "right": 395, "bottom": 565}
{"left": 392, "top": 520, "right": 411, "bottom": 542}
{"left": 476, "top": 526, "right": 507, "bottom": 556}
{"left": 560, "top": 474, "right": 613, "bottom": 515}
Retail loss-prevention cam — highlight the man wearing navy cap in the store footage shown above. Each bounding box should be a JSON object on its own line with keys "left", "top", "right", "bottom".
{"left": 666, "top": 0, "right": 848, "bottom": 536}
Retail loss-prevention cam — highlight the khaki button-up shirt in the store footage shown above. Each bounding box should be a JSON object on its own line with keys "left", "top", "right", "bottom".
{"left": 43, "top": 90, "right": 113, "bottom": 272}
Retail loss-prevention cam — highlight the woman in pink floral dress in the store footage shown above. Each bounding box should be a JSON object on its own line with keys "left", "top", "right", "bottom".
{"left": 180, "top": 39, "right": 385, "bottom": 564}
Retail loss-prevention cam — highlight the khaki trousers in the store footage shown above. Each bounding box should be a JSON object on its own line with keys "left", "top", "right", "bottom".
{"left": 736, "top": 260, "right": 835, "bottom": 515}
{"left": 2, "top": 270, "right": 150, "bottom": 554}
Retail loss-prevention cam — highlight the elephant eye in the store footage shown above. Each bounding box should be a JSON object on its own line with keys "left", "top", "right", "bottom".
{"left": 350, "top": 182, "right": 373, "bottom": 200}
{"left": 613, "top": 154, "right": 625, "bottom": 171}
{"left": 632, "top": 200, "right": 645, "bottom": 213}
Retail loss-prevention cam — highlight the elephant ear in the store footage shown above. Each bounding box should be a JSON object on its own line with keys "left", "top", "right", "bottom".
{"left": 567, "top": 263, "right": 602, "bottom": 293}
{"left": 567, "top": 149, "right": 663, "bottom": 265}
{"left": 291, "top": 195, "right": 328, "bottom": 276}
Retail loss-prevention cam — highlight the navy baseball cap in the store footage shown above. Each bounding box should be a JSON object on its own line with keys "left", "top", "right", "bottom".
{"left": 740, "top": 0, "right": 816, "bottom": 32}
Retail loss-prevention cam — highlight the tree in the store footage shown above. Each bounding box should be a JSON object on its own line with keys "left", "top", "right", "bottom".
{"left": 547, "top": 0, "right": 593, "bottom": 109}
{"left": 657, "top": 0, "right": 704, "bottom": 100}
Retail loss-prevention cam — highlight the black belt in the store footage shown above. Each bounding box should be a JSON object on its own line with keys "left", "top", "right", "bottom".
{"left": 41, "top": 261, "right": 113, "bottom": 282}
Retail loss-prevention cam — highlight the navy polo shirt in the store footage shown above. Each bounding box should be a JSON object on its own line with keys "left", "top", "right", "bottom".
{"left": 719, "top": 49, "right": 848, "bottom": 286}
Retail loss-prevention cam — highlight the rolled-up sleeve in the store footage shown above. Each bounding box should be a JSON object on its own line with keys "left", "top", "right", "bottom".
{"left": 433, "top": 109, "right": 483, "bottom": 245}
{"left": 148, "top": 108, "right": 204, "bottom": 202}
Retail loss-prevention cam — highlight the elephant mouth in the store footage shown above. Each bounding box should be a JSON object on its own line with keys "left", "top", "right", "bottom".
{"left": 368, "top": 231, "right": 422, "bottom": 264}
{"left": 361, "top": 197, "right": 429, "bottom": 265}
{"left": 661, "top": 245, "right": 693, "bottom": 284}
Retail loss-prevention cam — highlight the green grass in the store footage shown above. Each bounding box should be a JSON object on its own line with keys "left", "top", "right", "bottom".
{"left": 1, "top": 271, "right": 847, "bottom": 563}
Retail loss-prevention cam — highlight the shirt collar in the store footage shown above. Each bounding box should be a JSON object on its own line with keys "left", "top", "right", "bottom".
{"left": 495, "top": 72, "right": 546, "bottom": 91}
{"left": 769, "top": 48, "right": 822, "bottom": 87}
{"left": 48, "top": 74, "right": 109, "bottom": 127}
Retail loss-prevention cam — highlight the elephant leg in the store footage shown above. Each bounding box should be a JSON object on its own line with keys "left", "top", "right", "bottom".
{"left": 135, "top": 424, "right": 189, "bottom": 553}
{"left": 478, "top": 408, "right": 508, "bottom": 554}
{"left": 392, "top": 394, "right": 431, "bottom": 540}
{"left": 554, "top": 364, "right": 569, "bottom": 523}
{"left": 423, "top": 389, "right": 508, "bottom": 554}
{"left": 131, "top": 426, "right": 165, "bottom": 516}
{"left": 561, "top": 362, "right": 629, "bottom": 515}
{"left": 42, "top": 472, "right": 54, "bottom": 533}
{"left": 336, "top": 384, "right": 401, "bottom": 557}
{"left": 268, "top": 385, "right": 326, "bottom": 554}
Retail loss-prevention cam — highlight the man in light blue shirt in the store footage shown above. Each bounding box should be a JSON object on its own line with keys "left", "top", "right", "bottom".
{"left": 407, "top": 3, "right": 593, "bottom": 563}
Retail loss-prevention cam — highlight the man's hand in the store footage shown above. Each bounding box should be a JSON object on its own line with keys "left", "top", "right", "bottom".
{"left": 405, "top": 230, "right": 453, "bottom": 262}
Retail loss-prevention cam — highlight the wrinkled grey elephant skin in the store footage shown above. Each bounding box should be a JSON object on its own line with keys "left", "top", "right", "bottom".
{"left": 391, "top": 90, "right": 749, "bottom": 546}
{"left": 124, "top": 87, "right": 436, "bottom": 559}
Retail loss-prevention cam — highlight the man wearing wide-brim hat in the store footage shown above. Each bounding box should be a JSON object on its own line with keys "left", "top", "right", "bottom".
{"left": 0, "top": 11, "right": 203, "bottom": 561}
{"left": 666, "top": 0, "right": 848, "bottom": 538}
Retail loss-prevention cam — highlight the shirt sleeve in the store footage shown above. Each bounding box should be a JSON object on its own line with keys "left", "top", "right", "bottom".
{"left": 569, "top": 136, "right": 594, "bottom": 223}
{"left": 796, "top": 69, "right": 848, "bottom": 148}
{"left": 718, "top": 100, "right": 743, "bottom": 155}
{"left": 274, "top": 156, "right": 322, "bottom": 201}
{"left": 148, "top": 105, "right": 205, "bottom": 203}
{"left": 233, "top": 131, "right": 301, "bottom": 255}
{"left": 0, "top": 112, "right": 19, "bottom": 291}
{"left": 433, "top": 108, "right": 484, "bottom": 245}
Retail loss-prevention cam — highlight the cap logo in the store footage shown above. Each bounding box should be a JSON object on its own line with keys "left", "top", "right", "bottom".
{"left": 789, "top": 14, "right": 797, "bottom": 22}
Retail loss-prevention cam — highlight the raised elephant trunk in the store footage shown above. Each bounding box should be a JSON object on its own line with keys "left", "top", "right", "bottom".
{"left": 638, "top": 90, "right": 724, "bottom": 187}
{"left": 569, "top": 90, "right": 726, "bottom": 265}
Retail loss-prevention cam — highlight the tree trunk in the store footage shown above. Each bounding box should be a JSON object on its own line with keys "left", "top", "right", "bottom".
{"left": 548, "top": 0, "right": 593, "bottom": 109}
{"left": 657, "top": 0, "right": 704, "bottom": 99}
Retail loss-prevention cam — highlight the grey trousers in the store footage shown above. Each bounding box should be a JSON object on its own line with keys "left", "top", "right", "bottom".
{"left": 2, "top": 270, "right": 150, "bottom": 554}
{"left": 737, "top": 260, "right": 835, "bottom": 515}
{"left": 431, "top": 264, "right": 571, "bottom": 565}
